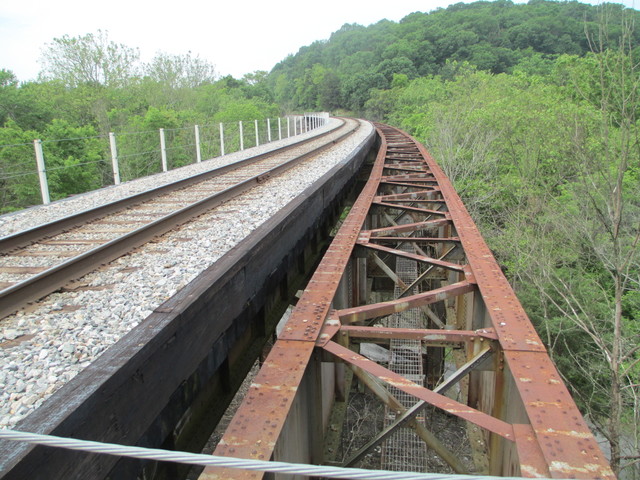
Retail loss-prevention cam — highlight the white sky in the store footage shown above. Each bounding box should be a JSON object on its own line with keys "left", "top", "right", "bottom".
{"left": 0, "top": 0, "right": 636, "bottom": 82}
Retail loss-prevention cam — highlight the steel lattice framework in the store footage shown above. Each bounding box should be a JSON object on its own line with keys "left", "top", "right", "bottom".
{"left": 200, "top": 123, "right": 614, "bottom": 479}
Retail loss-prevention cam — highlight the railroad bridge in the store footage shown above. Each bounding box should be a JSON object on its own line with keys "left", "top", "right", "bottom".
{"left": 0, "top": 118, "right": 614, "bottom": 479}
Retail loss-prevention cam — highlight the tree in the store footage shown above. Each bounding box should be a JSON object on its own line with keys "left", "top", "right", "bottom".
{"left": 0, "top": 120, "right": 41, "bottom": 212}
{"left": 540, "top": 15, "right": 640, "bottom": 473}
{"left": 41, "top": 119, "right": 105, "bottom": 198}
{"left": 0, "top": 71, "right": 56, "bottom": 131}
{"left": 144, "top": 51, "right": 216, "bottom": 89}
{"left": 376, "top": 22, "right": 638, "bottom": 472}
{"left": 39, "top": 30, "right": 140, "bottom": 88}
{"left": 495, "top": 12, "right": 640, "bottom": 476}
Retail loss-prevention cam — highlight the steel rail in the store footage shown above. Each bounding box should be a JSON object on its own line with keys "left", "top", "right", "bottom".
{"left": 0, "top": 120, "right": 359, "bottom": 319}
{"left": 0, "top": 119, "right": 346, "bottom": 254}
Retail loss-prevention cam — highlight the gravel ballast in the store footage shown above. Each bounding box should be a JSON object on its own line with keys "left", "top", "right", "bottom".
{"left": 0, "top": 118, "right": 373, "bottom": 429}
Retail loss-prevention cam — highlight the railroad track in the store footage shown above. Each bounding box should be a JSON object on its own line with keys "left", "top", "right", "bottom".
{"left": 0, "top": 118, "right": 359, "bottom": 320}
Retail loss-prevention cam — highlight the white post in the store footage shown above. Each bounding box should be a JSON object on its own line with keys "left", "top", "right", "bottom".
{"left": 33, "top": 139, "right": 50, "bottom": 205}
{"left": 267, "top": 118, "right": 272, "bottom": 142}
{"left": 160, "top": 128, "right": 168, "bottom": 172}
{"left": 195, "top": 124, "right": 202, "bottom": 163}
{"left": 109, "top": 132, "right": 121, "bottom": 185}
{"left": 287, "top": 117, "right": 291, "bottom": 138}
{"left": 219, "top": 123, "right": 225, "bottom": 156}
{"left": 294, "top": 117, "right": 298, "bottom": 136}
{"left": 254, "top": 119, "right": 259, "bottom": 147}
{"left": 239, "top": 121, "right": 244, "bottom": 151}
{"left": 278, "top": 118, "right": 282, "bottom": 140}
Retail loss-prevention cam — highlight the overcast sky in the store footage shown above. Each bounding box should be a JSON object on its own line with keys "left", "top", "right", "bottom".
{"left": 0, "top": 0, "right": 636, "bottom": 82}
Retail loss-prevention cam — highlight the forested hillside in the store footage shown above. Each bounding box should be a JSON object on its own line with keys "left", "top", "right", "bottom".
{"left": 1, "top": 0, "right": 638, "bottom": 475}
{"left": 267, "top": 0, "right": 640, "bottom": 112}
{"left": 268, "top": 1, "right": 639, "bottom": 475}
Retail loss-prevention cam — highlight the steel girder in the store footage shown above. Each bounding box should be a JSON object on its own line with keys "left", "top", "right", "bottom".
{"left": 200, "top": 123, "right": 614, "bottom": 480}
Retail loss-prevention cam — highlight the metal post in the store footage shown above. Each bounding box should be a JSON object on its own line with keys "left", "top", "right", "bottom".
{"left": 239, "top": 121, "right": 244, "bottom": 151}
{"left": 278, "top": 118, "right": 282, "bottom": 140}
{"left": 33, "top": 139, "right": 50, "bottom": 205}
{"left": 109, "top": 132, "right": 121, "bottom": 185}
{"left": 254, "top": 119, "right": 259, "bottom": 147}
{"left": 195, "top": 124, "right": 202, "bottom": 163}
{"left": 287, "top": 117, "right": 291, "bottom": 138}
{"left": 267, "top": 118, "right": 272, "bottom": 142}
{"left": 159, "top": 128, "right": 168, "bottom": 172}
{"left": 294, "top": 118, "right": 297, "bottom": 136}
{"left": 219, "top": 123, "right": 225, "bottom": 156}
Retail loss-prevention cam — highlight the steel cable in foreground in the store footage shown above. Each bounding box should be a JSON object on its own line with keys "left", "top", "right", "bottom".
{"left": 0, "top": 429, "right": 563, "bottom": 480}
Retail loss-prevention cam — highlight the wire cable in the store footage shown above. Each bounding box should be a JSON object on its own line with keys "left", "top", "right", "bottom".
{"left": 0, "top": 429, "right": 552, "bottom": 480}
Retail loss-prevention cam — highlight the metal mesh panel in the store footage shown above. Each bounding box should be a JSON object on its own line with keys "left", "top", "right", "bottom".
{"left": 381, "top": 244, "right": 428, "bottom": 472}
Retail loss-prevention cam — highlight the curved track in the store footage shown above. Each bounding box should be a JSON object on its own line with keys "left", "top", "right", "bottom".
{"left": 0, "top": 118, "right": 358, "bottom": 319}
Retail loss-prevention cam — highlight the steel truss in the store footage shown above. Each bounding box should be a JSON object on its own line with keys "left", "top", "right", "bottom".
{"left": 200, "top": 124, "right": 614, "bottom": 479}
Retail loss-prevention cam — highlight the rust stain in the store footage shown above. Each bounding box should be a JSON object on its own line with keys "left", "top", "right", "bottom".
{"left": 200, "top": 123, "right": 614, "bottom": 480}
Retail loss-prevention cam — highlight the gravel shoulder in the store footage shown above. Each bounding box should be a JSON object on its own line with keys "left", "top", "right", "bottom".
{"left": 0, "top": 119, "right": 373, "bottom": 429}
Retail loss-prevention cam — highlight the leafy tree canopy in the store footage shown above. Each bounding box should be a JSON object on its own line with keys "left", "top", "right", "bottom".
{"left": 266, "top": 0, "right": 640, "bottom": 113}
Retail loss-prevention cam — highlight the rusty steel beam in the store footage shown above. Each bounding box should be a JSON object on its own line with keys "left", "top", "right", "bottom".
{"left": 355, "top": 242, "right": 465, "bottom": 272}
{"left": 398, "top": 245, "right": 459, "bottom": 295}
{"left": 336, "top": 280, "right": 475, "bottom": 324}
{"left": 367, "top": 219, "right": 451, "bottom": 236}
{"left": 381, "top": 180, "right": 439, "bottom": 189}
{"left": 200, "top": 123, "right": 614, "bottom": 480}
{"left": 410, "top": 135, "right": 614, "bottom": 479}
{"left": 324, "top": 341, "right": 513, "bottom": 439}
{"left": 343, "top": 345, "right": 494, "bottom": 469}
{"left": 199, "top": 125, "right": 390, "bottom": 480}
{"left": 340, "top": 325, "right": 499, "bottom": 343}
{"left": 373, "top": 201, "right": 447, "bottom": 216}
{"left": 344, "top": 363, "right": 468, "bottom": 473}
{"left": 371, "top": 237, "right": 461, "bottom": 243}
{"left": 376, "top": 192, "right": 447, "bottom": 201}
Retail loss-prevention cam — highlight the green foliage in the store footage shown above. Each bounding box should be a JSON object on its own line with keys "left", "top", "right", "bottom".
{"left": 39, "top": 30, "right": 140, "bottom": 88}
{"left": 0, "top": 120, "right": 41, "bottom": 213}
{"left": 40, "top": 119, "right": 105, "bottom": 199}
{"left": 267, "top": 0, "right": 640, "bottom": 113}
{"left": 0, "top": 72, "right": 55, "bottom": 131}
{"left": 144, "top": 51, "right": 216, "bottom": 89}
{"left": 1, "top": 33, "right": 284, "bottom": 210}
{"left": 359, "top": 23, "right": 639, "bottom": 467}
{"left": 1, "top": 2, "right": 639, "bottom": 472}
